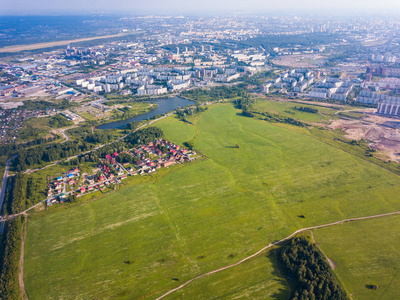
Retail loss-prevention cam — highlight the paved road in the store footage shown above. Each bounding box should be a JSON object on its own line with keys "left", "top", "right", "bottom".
{"left": 0, "top": 156, "right": 16, "bottom": 234}
{"left": 58, "top": 125, "right": 78, "bottom": 143}
{"left": 156, "top": 210, "right": 400, "bottom": 300}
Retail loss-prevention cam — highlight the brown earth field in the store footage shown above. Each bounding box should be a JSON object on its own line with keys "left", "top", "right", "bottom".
{"left": 329, "top": 112, "right": 400, "bottom": 162}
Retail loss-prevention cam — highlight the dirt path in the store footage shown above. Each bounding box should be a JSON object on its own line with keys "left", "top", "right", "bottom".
{"left": 156, "top": 210, "right": 400, "bottom": 299}
{"left": 309, "top": 231, "right": 354, "bottom": 300}
{"left": 309, "top": 231, "right": 336, "bottom": 269}
{"left": 19, "top": 213, "right": 28, "bottom": 300}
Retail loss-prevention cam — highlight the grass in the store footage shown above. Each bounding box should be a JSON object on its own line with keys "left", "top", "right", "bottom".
{"left": 253, "top": 98, "right": 342, "bottom": 123}
{"left": 16, "top": 117, "right": 53, "bottom": 141}
{"left": 313, "top": 214, "right": 400, "bottom": 300}
{"left": 154, "top": 115, "right": 197, "bottom": 146}
{"left": 24, "top": 104, "right": 400, "bottom": 299}
{"left": 173, "top": 249, "right": 289, "bottom": 299}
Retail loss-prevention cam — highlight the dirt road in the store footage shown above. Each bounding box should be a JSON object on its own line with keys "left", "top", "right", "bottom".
{"left": 19, "top": 213, "right": 28, "bottom": 300}
{"left": 156, "top": 210, "right": 400, "bottom": 299}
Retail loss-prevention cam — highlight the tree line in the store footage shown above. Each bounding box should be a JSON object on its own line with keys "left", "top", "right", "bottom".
{"left": 14, "top": 141, "right": 95, "bottom": 172}
{"left": 182, "top": 85, "right": 248, "bottom": 103}
{"left": 294, "top": 106, "right": 319, "bottom": 114}
{"left": 0, "top": 216, "right": 24, "bottom": 300}
{"left": 176, "top": 105, "right": 207, "bottom": 121}
{"left": 279, "top": 236, "right": 347, "bottom": 300}
{"left": 5, "top": 173, "right": 44, "bottom": 215}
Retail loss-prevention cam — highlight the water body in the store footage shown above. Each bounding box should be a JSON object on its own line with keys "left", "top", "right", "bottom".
{"left": 98, "top": 97, "right": 194, "bottom": 130}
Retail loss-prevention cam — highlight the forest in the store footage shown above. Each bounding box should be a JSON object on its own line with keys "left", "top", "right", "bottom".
{"left": 0, "top": 216, "right": 24, "bottom": 300}
{"left": 5, "top": 173, "right": 45, "bottom": 215}
{"left": 279, "top": 236, "right": 347, "bottom": 300}
{"left": 181, "top": 85, "right": 248, "bottom": 103}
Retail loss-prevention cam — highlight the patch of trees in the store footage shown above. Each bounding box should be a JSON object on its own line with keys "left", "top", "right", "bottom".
{"left": 66, "top": 126, "right": 93, "bottom": 138}
{"left": 95, "top": 142, "right": 128, "bottom": 159}
{"left": 116, "top": 152, "right": 137, "bottom": 164}
{"left": 48, "top": 114, "right": 73, "bottom": 128}
{"left": 6, "top": 173, "right": 44, "bottom": 215}
{"left": 182, "top": 85, "right": 248, "bottom": 103}
{"left": 14, "top": 140, "right": 94, "bottom": 171}
{"left": 294, "top": 106, "right": 318, "bottom": 114}
{"left": 17, "top": 126, "right": 48, "bottom": 141}
{"left": 184, "top": 139, "right": 195, "bottom": 150}
{"left": 18, "top": 99, "right": 73, "bottom": 111}
{"left": 242, "top": 111, "right": 254, "bottom": 118}
{"left": 124, "top": 127, "right": 163, "bottom": 147}
{"left": 279, "top": 237, "right": 347, "bottom": 300}
{"left": 259, "top": 111, "right": 305, "bottom": 127}
{"left": 0, "top": 135, "right": 78, "bottom": 163}
{"left": 234, "top": 97, "right": 255, "bottom": 111}
{"left": 0, "top": 216, "right": 24, "bottom": 300}
{"left": 126, "top": 121, "right": 140, "bottom": 130}
{"left": 85, "top": 131, "right": 116, "bottom": 144}
{"left": 176, "top": 105, "right": 207, "bottom": 121}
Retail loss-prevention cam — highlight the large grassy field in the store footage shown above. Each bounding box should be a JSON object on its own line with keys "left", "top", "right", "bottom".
{"left": 24, "top": 104, "right": 400, "bottom": 299}
{"left": 313, "top": 214, "right": 400, "bottom": 300}
{"left": 253, "top": 98, "right": 342, "bottom": 123}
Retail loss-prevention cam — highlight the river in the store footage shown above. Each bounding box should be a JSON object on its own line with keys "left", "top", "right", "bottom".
{"left": 98, "top": 96, "right": 194, "bottom": 130}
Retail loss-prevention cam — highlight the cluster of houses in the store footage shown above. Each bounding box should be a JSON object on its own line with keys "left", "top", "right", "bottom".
{"left": 46, "top": 167, "right": 80, "bottom": 205}
{"left": 127, "top": 138, "right": 197, "bottom": 175}
{"left": 45, "top": 139, "right": 198, "bottom": 206}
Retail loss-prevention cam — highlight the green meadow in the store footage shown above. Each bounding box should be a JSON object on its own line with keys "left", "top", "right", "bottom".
{"left": 313, "top": 214, "right": 400, "bottom": 300}
{"left": 24, "top": 104, "right": 400, "bottom": 299}
{"left": 253, "top": 98, "right": 342, "bottom": 123}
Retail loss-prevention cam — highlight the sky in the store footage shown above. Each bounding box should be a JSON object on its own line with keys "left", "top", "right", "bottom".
{"left": 1, "top": 0, "right": 400, "bottom": 15}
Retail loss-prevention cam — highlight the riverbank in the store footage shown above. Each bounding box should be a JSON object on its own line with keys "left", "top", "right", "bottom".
{"left": 98, "top": 96, "right": 194, "bottom": 130}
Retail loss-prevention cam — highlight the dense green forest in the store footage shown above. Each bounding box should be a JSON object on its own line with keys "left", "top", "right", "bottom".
{"left": 14, "top": 141, "right": 94, "bottom": 171}
{"left": 124, "top": 127, "right": 163, "bottom": 147}
{"left": 18, "top": 100, "right": 73, "bottom": 111}
{"left": 279, "top": 236, "right": 347, "bottom": 300}
{"left": 11, "top": 125, "right": 163, "bottom": 171}
{"left": 176, "top": 105, "right": 207, "bottom": 121}
{"left": 0, "top": 216, "right": 24, "bottom": 300}
{"left": 5, "top": 173, "right": 45, "bottom": 215}
{"left": 181, "top": 85, "right": 248, "bottom": 103}
{"left": 48, "top": 114, "right": 73, "bottom": 128}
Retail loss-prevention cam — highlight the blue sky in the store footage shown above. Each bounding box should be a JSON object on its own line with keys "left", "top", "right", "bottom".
{"left": 2, "top": 0, "right": 400, "bottom": 15}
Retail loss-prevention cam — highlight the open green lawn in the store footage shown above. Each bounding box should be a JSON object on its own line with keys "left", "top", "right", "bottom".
{"left": 313, "top": 214, "right": 400, "bottom": 300}
{"left": 253, "top": 98, "right": 342, "bottom": 123}
{"left": 154, "top": 116, "right": 196, "bottom": 147}
{"left": 24, "top": 104, "right": 400, "bottom": 299}
{"left": 173, "top": 250, "right": 289, "bottom": 299}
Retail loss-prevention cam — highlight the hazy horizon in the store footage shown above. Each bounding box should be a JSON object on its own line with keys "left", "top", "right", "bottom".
{"left": 2, "top": 0, "right": 400, "bottom": 16}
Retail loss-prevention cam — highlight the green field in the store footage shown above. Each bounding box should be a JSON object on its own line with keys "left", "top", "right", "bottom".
{"left": 253, "top": 99, "right": 342, "bottom": 123}
{"left": 313, "top": 214, "right": 400, "bottom": 300}
{"left": 24, "top": 104, "right": 400, "bottom": 299}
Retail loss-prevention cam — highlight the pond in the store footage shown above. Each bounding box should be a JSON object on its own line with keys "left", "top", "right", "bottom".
{"left": 98, "top": 96, "right": 194, "bottom": 129}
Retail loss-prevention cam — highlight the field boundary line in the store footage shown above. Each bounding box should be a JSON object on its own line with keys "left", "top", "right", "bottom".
{"left": 156, "top": 210, "right": 400, "bottom": 299}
